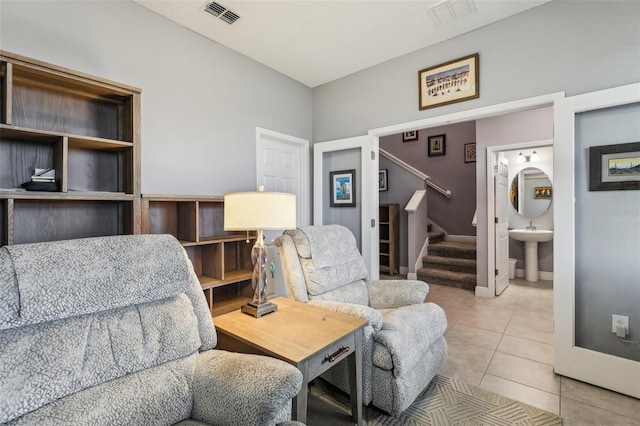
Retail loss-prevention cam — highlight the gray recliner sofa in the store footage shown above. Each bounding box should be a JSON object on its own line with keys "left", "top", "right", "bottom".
{"left": 275, "top": 225, "right": 447, "bottom": 415}
{"left": 0, "top": 234, "right": 303, "bottom": 425}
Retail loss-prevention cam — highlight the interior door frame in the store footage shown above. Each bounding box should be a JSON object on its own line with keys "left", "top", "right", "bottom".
{"left": 313, "top": 135, "right": 379, "bottom": 279}
{"left": 485, "top": 139, "right": 553, "bottom": 297}
{"left": 369, "top": 92, "right": 564, "bottom": 297}
{"left": 553, "top": 82, "right": 640, "bottom": 398}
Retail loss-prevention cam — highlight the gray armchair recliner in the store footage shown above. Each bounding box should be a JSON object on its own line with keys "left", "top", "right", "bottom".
{"left": 275, "top": 225, "right": 447, "bottom": 415}
{"left": 0, "top": 234, "right": 303, "bottom": 426}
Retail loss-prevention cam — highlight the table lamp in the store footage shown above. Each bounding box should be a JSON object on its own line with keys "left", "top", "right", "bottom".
{"left": 224, "top": 186, "right": 296, "bottom": 317}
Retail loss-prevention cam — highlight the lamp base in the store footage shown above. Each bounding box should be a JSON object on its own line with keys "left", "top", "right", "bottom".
{"left": 241, "top": 301, "right": 278, "bottom": 318}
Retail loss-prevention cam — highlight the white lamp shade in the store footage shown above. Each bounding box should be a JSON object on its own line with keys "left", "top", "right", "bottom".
{"left": 224, "top": 191, "right": 296, "bottom": 231}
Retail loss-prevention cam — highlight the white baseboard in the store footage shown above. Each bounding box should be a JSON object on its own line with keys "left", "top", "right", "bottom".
{"left": 515, "top": 269, "right": 553, "bottom": 281}
{"left": 445, "top": 235, "right": 477, "bottom": 243}
{"left": 407, "top": 272, "right": 417, "bottom": 280}
{"left": 540, "top": 271, "right": 554, "bottom": 281}
{"left": 475, "top": 285, "right": 493, "bottom": 298}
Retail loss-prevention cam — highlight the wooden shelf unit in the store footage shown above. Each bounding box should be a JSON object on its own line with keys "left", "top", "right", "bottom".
{"left": 141, "top": 194, "right": 255, "bottom": 316}
{"left": 0, "top": 50, "right": 141, "bottom": 246}
{"left": 379, "top": 204, "right": 399, "bottom": 275}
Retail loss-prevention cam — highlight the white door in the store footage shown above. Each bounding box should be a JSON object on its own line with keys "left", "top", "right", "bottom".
{"left": 313, "top": 135, "right": 379, "bottom": 279}
{"left": 495, "top": 156, "right": 510, "bottom": 295}
{"left": 256, "top": 127, "right": 309, "bottom": 297}
{"left": 554, "top": 83, "right": 640, "bottom": 398}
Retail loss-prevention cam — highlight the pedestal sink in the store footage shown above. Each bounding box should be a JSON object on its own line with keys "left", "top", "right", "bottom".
{"left": 509, "top": 229, "right": 553, "bottom": 282}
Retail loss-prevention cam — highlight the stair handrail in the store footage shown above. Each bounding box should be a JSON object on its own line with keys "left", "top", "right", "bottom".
{"left": 405, "top": 189, "right": 428, "bottom": 280}
{"left": 380, "top": 148, "right": 452, "bottom": 199}
{"left": 380, "top": 148, "right": 429, "bottom": 180}
{"left": 427, "top": 180, "right": 452, "bottom": 199}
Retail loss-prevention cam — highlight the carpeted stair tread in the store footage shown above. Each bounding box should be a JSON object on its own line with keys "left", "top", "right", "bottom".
{"left": 427, "top": 240, "right": 476, "bottom": 259}
{"left": 423, "top": 255, "right": 477, "bottom": 274}
{"left": 428, "top": 230, "right": 446, "bottom": 243}
{"left": 417, "top": 270, "right": 476, "bottom": 291}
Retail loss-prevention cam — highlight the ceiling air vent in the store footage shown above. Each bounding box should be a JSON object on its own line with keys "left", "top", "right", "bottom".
{"left": 204, "top": 1, "right": 241, "bottom": 25}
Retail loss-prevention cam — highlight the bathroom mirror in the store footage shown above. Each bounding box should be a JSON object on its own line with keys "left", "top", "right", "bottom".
{"left": 510, "top": 167, "right": 552, "bottom": 218}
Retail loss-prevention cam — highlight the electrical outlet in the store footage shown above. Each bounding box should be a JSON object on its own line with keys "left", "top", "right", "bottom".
{"left": 611, "top": 314, "right": 629, "bottom": 333}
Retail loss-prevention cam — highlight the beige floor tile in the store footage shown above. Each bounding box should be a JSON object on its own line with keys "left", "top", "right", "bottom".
{"left": 479, "top": 373, "right": 560, "bottom": 415}
{"left": 439, "top": 306, "right": 467, "bottom": 331}
{"left": 497, "top": 334, "right": 554, "bottom": 365}
{"left": 561, "top": 396, "right": 639, "bottom": 426}
{"left": 560, "top": 377, "right": 640, "bottom": 421}
{"left": 510, "top": 310, "right": 554, "bottom": 332}
{"left": 456, "top": 312, "right": 511, "bottom": 333}
{"left": 437, "top": 359, "right": 484, "bottom": 387}
{"left": 486, "top": 351, "right": 560, "bottom": 394}
{"left": 464, "top": 303, "right": 514, "bottom": 320}
{"left": 504, "top": 320, "right": 554, "bottom": 345}
{"left": 445, "top": 323, "right": 503, "bottom": 351}
{"left": 445, "top": 339, "right": 496, "bottom": 374}
{"left": 474, "top": 293, "right": 521, "bottom": 311}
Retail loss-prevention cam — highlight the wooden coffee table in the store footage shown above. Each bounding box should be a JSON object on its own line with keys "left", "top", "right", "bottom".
{"left": 214, "top": 297, "right": 367, "bottom": 425}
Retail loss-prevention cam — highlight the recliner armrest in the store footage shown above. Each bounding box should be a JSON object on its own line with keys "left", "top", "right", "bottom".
{"left": 308, "top": 299, "right": 383, "bottom": 332}
{"left": 191, "top": 350, "right": 303, "bottom": 426}
{"left": 366, "top": 280, "right": 429, "bottom": 309}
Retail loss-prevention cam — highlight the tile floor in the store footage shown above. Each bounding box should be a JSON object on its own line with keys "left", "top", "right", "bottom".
{"left": 425, "top": 278, "right": 640, "bottom": 425}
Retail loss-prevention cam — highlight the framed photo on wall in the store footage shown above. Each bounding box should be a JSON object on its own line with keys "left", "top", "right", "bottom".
{"left": 418, "top": 53, "right": 479, "bottom": 110}
{"left": 402, "top": 130, "right": 418, "bottom": 142}
{"left": 428, "top": 134, "right": 446, "bottom": 157}
{"left": 464, "top": 143, "right": 476, "bottom": 163}
{"left": 379, "top": 169, "right": 388, "bottom": 191}
{"left": 589, "top": 142, "right": 640, "bottom": 191}
{"left": 330, "top": 169, "right": 356, "bottom": 207}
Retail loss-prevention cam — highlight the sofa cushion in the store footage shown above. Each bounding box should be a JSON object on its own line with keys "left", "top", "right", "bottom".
{"left": 5, "top": 354, "right": 196, "bottom": 426}
{"left": 0, "top": 294, "right": 201, "bottom": 424}
{"left": 0, "top": 234, "right": 195, "bottom": 330}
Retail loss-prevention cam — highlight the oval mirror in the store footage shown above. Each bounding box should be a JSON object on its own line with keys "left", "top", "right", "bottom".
{"left": 510, "top": 167, "right": 552, "bottom": 219}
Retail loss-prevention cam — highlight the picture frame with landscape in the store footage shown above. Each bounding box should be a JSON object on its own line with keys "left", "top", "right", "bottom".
{"left": 589, "top": 142, "right": 640, "bottom": 191}
{"left": 419, "top": 53, "right": 479, "bottom": 110}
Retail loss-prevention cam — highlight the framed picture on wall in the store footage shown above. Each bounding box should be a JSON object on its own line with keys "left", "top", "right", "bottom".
{"left": 428, "top": 134, "right": 446, "bottom": 157}
{"left": 402, "top": 130, "right": 418, "bottom": 142}
{"left": 418, "top": 53, "right": 479, "bottom": 110}
{"left": 589, "top": 142, "right": 640, "bottom": 191}
{"left": 330, "top": 169, "right": 356, "bottom": 207}
{"left": 464, "top": 143, "right": 476, "bottom": 163}
{"left": 379, "top": 169, "right": 388, "bottom": 191}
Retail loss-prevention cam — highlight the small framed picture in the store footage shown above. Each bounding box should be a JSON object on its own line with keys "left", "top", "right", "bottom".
{"left": 428, "top": 134, "right": 446, "bottom": 157}
{"left": 402, "top": 130, "right": 418, "bottom": 142}
{"left": 464, "top": 143, "right": 476, "bottom": 163}
{"left": 379, "top": 169, "right": 388, "bottom": 191}
{"left": 330, "top": 169, "right": 356, "bottom": 207}
{"left": 535, "top": 186, "right": 552, "bottom": 199}
{"left": 589, "top": 142, "right": 640, "bottom": 191}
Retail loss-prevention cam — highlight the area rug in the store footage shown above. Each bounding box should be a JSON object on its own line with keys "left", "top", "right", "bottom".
{"left": 306, "top": 375, "right": 562, "bottom": 425}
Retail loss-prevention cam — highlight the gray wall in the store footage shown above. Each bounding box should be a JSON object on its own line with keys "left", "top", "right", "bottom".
{"left": 380, "top": 122, "right": 477, "bottom": 236}
{"left": 574, "top": 103, "right": 640, "bottom": 362}
{"left": 313, "top": 1, "right": 640, "bottom": 143}
{"left": 0, "top": 0, "right": 312, "bottom": 195}
{"left": 322, "top": 149, "right": 362, "bottom": 249}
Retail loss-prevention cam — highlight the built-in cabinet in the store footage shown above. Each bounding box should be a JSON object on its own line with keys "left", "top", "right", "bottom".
{"left": 379, "top": 204, "right": 399, "bottom": 275}
{"left": 0, "top": 50, "right": 141, "bottom": 246}
{"left": 142, "top": 195, "right": 255, "bottom": 316}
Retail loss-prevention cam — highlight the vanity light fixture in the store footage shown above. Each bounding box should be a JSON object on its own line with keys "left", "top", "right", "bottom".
{"left": 517, "top": 150, "right": 539, "bottom": 164}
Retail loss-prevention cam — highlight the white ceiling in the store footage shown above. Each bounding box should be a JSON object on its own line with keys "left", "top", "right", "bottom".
{"left": 134, "top": 0, "right": 552, "bottom": 88}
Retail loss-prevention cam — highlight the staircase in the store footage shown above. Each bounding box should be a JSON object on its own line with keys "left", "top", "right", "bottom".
{"left": 417, "top": 224, "right": 477, "bottom": 291}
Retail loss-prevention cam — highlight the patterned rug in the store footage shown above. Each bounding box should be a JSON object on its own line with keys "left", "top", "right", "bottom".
{"left": 306, "top": 375, "right": 562, "bottom": 425}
